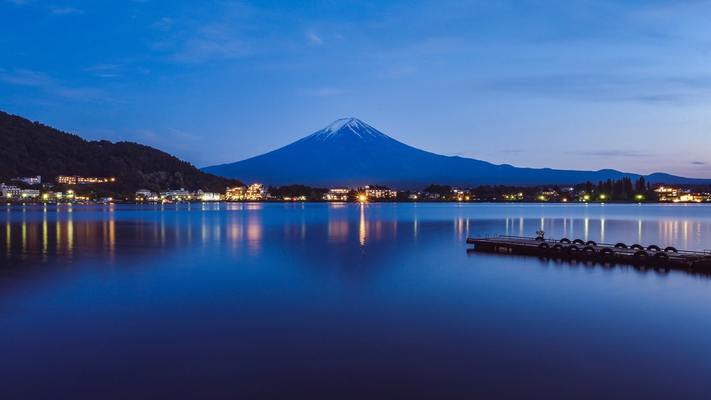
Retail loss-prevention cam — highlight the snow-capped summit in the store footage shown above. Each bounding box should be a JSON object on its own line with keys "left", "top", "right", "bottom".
{"left": 307, "top": 117, "right": 390, "bottom": 142}
{"left": 202, "top": 118, "right": 705, "bottom": 189}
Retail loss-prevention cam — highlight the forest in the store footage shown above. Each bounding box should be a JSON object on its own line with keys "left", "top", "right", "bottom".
{"left": 0, "top": 110, "right": 241, "bottom": 193}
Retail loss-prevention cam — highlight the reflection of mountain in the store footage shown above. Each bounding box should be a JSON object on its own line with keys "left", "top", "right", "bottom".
{"left": 203, "top": 118, "right": 711, "bottom": 188}
{"left": 4, "top": 205, "right": 710, "bottom": 278}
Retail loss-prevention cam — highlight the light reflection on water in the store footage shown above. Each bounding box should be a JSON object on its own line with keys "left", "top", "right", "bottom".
{"left": 3, "top": 203, "right": 711, "bottom": 398}
{"left": 4, "top": 203, "right": 711, "bottom": 264}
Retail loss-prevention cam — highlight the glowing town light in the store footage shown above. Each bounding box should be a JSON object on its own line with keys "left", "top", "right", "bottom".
{"left": 600, "top": 194, "right": 607, "bottom": 200}
{"left": 358, "top": 194, "right": 367, "bottom": 203}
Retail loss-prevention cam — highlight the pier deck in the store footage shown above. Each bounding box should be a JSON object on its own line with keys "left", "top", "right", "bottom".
{"left": 466, "top": 235, "right": 711, "bottom": 271}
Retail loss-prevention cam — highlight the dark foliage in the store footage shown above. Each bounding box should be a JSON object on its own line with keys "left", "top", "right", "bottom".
{"left": 267, "top": 185, "right": 327, "bottom": 200}
{"left": 0, "top": 110, "right": 241, "bottom": 193}
{"left": 423, "top": 184, "right": 453, "bottom": 196}
{"left": 574, "top": 176, "right": 652, "bottom": 201}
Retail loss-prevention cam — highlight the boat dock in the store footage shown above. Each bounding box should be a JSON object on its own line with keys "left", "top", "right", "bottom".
{"left": 466, "top": 235, "right": 711, "bottom": 271}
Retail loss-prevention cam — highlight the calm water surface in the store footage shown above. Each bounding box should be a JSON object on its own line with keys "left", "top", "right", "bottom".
{"left": 2, "top": 203, "right": 711, "bottom": 399}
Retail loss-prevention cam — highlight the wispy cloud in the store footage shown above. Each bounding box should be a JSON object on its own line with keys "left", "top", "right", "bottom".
{"left": 0, "top": 68, "right": 107, "bottom": 101}
{"left": 169, "top": 37, "right": 249, "bottom": 64}
{"left": 0, "top": 69, "right": 51, "bottom": 87}
{"left": 49, "top": 6, "right": 84, "bottom": 15}
{"left": 151, "top": 17, "right": 175, "bottom": 31}
{"left": 478, "top": 74, "right": 711, "bottom": 104}
{"left": 300, "top": 87, "right": 343, "bottom": 97}
{"left": 305, "top": 31, "right": 323, "bottom": 45}
{"left": 691, "top": 161, "right": 707, "bottom": 165}
{"left": 83, "top": 63, "right": 123, "bottom": 78}
{"left": 575, "top": 150, "right": 652, "bottom": 158}
{"left": 148, "top": 3, "right": 257, "bottom": 64}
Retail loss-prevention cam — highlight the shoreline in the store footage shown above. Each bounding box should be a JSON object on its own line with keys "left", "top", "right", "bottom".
{"left": 4, "top": 200, "right": 711, "bottom": 206}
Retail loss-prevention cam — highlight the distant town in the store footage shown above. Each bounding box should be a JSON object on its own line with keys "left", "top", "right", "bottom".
{"left": 2, "top": 174, "right": 711, "bottom": 205}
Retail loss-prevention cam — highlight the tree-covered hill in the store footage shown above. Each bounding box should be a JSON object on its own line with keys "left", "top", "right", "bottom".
{"left": 0, "top": 110, "right": 241, "bottom": 192}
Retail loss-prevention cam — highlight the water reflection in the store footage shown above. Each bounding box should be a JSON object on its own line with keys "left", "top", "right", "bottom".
{"left": 359, "top": 204, "right": 366, "bottom": 246}
{"left": 3, "top": 204, "right": 711, "bottom": 270}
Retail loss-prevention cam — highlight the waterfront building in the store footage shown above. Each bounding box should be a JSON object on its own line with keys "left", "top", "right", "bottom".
{"left": 452, "top": 188, "right": 471, "bottom": 201}
{"left": 56, "top": 175, "right": 116, "bottom": 185}
{"left": 225, "top": 186, "right": 247, "bottom": 201}
{"left": 21, "top": 189, "right": 41, "bottom": 199}
{"left": 199, "top": 191, "right": 222, "bottom": 202}
{"left": 13, "top": 176, "right": 42, "bottom": 185}
{"left": 56, "top": 175, "right": 78, "bottom": 185}
{"left": 1, "top": 184, "right": 22, "bottom": 199}
{"left": 674, "top": 193, "right": 705, "bottom": 203}
{"left": 503, "top": 193, "right": 524, "bottom": 201}
{"left": 364, "top": 185, "right": 397, "bottom": 200}
{"left": 135, "top": 189, "right": 159, "bottom": 202}
{"left": 536, "top": 189, "right": 560, "bottom": 202}
{"left": 161, "top": 188, "right": 192, "bottom": 201}
{"left": 324, "top": 188, "right": 349, "bottom": 201}
{"left": 77, "top": 176, "right": 116, "bottom": 184}
{"left": 245, "top": 183, "right": 265, "bottom": 201}
{"left": 655, "top": 186, "right": 680, "bottom": 202}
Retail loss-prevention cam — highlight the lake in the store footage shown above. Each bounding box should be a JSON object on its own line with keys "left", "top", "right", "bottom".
{"left": 2, "top": 203, "right": 711, "bottom": 399}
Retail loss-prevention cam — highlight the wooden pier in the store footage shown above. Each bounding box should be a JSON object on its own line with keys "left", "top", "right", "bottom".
{"left": 466, "top": 235, "right": 711, "bottom": 271}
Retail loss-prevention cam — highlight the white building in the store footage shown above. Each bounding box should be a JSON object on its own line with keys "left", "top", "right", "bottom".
{"left": 161, "top": 188, "right": 192, "bottom": 201}
{"left": 364, "top": 186, "right": 397, "bottom": 200}
{"left": 324, "top": 188, "right": 349, "bottom": 201}
{"left": 135, "top": 189, "right": 159, "bottom": 202}
{"left": 245, "top": 183, "right": 265, "bottom": 201}
{"left": 21, "top": 189, "right": 41, "bottom": 199}
{"left": 14, "top": 176, "right": 41, "bottom": 185}
{"left": 1, "top": 184, "right": 22, "bottom": 199}
{"left": 198, "top": 191, "right": 222, "bottom": 202}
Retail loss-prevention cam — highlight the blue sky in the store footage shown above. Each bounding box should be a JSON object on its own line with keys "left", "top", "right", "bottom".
{"left": 1, "top": 0, "right": 710, "bottom": 176}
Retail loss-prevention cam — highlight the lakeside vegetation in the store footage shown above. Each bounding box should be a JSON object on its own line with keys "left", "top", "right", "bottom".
{"left": 4, "top": 176, "right": 711, "bottom": 204}
{"left": 0, "top": 111, "right": 241, "bottom": 193}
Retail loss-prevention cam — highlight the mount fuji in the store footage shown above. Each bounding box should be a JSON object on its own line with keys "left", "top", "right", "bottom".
{"left": 203, "top": 118, "right": 710, "bottom": 188}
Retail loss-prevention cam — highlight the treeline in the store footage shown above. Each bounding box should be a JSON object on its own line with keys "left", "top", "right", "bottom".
{"left": 267, "top": 177, "right": 671, "bottom": 202}
{"left": 0, "top": 110, "right": 241, "bottom": 194}
{"left": 576, "top": 176, "right": 652, "bottom": 201}
{"left": 267, "top": 185, "right": 328, "bottom": 199}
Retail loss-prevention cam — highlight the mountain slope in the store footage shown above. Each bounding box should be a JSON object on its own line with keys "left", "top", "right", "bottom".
{"left": 0, "top": 110, "right": 241, "bottom": 192}
{"left": 204, "top": 118, "right": 711, "bottom": 188}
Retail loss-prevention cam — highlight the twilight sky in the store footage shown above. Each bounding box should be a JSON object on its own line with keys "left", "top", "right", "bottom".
{"left": 1, "top": 0, "right": 710, "bottom": 176}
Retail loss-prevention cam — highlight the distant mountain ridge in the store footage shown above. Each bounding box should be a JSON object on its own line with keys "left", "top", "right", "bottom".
{"left": 0, "top": 110, "right": 241, "bottom": 192}
{"left": 203, "top": 118, "right": 711, "bottom": 188}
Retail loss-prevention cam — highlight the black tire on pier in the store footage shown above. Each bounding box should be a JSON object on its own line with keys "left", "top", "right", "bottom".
{"left": 631, "top": 244, "right": 644, "bottom": 250}
{"left": 601, "top": 248, "right": 614, "bottom": 259}
{"left": 654, "top": 252, "right": 669, "bottom": 262}
{"left": 634, "top": 250, "right": 649, "bottom": 264}
{"left": 573, "top": 239, "right": 585, "bottom": 245}
{"left": 560, "top": 238, "right": 571, "bottom": 244}
{"left": 586, "top": 241, "right": 597, "bottom": 247}
{"left": 552, "top": 244, "right": 564, "bottom": 256}
{"left": 664, "top": 246, "right": 678, "bottom": 253}
{"left": 614, "top": 243, "right": 628, "bottom": 249}
{"left": 583, "top": 246, "right": 596, "bottom": 258}
{"left": 647, "top": 245, "right": 661, "bottom": 252}
{"left": 567, "top": 245, "right": 580, "bottom": 256}
{"left": 654, "top": 252, "right": 670, "bottom": 271}
{"left": 535, "top": 236, "right": 545, "bottom": 241}
{"left": 538, "top": 243, "right": 550, "bottom": 253}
